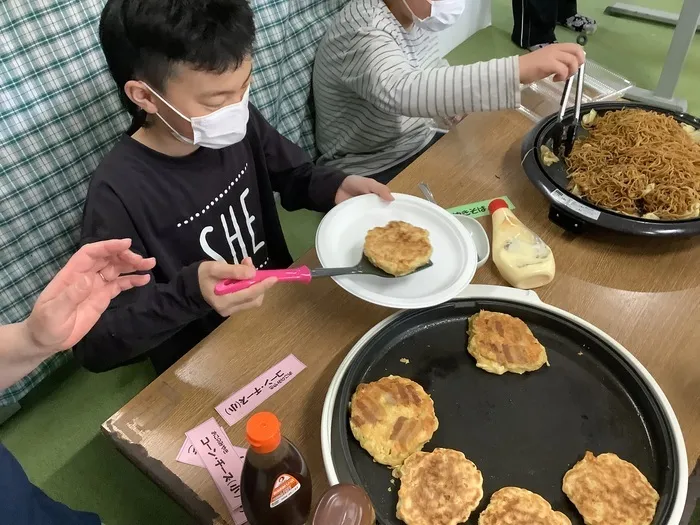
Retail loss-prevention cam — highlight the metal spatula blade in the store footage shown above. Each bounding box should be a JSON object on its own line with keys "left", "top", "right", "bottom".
{"left": 311, "top": 255, "right": 433, "bottom": 278}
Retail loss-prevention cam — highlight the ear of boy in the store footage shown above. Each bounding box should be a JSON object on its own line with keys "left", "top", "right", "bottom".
{"left": 198, "top": 258, "right": 277, "bottom": 317}
{"left": 125, "top": 81, "right": 198, "bottom": 157}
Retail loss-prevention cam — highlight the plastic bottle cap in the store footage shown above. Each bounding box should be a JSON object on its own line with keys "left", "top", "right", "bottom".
{"left": 488, "top": 199, "right": 509, "bottom": 215}
{"left": 246, "top": 412, "right": 282, "bottom": 453}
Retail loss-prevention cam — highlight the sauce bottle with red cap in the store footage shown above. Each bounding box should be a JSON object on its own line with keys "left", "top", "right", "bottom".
{"left": 489, "top": 198, "right": 556, "bottom": 289}
{"left": 240, "top": 412, "right": 312, "bottom": 525}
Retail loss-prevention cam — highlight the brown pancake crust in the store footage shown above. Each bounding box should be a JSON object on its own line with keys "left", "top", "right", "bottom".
{"left": 349, "top": 375, "right": 438, "bottom": 467}
{"left": 364, "top": 221, "right": 432, "bottom": 276}
{"left": 562, "top": 451, "right": 660, "bottom": 525}
{"left": 479, "top": 487, "right": 571, "bottom": 525}
{"left": 468, "top": 310, "right": 549, "bottom": 374}
{"left": 396, "top": 448, "right": 483, "bottom": 525}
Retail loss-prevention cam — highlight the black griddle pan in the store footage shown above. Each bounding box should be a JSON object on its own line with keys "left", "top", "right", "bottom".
{"left": 328, "top": 298, "right": 682, "bottom": 524}
{"left": 521, "top": 101, "right": 700, "bottom": 236}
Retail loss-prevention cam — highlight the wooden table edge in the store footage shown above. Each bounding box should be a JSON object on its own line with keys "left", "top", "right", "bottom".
{"left": 101, "top": 420, "right": 226, "bottom": 525}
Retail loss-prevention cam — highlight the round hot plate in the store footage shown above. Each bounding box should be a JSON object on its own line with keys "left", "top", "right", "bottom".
{"left": 521, "top": 101, "right": 700, "bottom": 236}
{"left": 321, "top": 286, "right": 687, "bottom": 525}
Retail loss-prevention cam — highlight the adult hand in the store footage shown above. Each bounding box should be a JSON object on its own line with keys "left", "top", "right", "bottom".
{"left": 334, "top": 175, "right": 394, "bottom": 205}
{"left": 24, "top": 239, "right": 156, "bottom": 353}
{"left": 519, "top": 43, "right": 585, "bottom": 84}
{"left": 198, "top": 258, "right": 277, "bottom": 317}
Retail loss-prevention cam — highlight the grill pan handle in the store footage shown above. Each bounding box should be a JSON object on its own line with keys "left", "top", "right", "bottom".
{"left": 548, "top": 204, "right": 588, "bottom": 233}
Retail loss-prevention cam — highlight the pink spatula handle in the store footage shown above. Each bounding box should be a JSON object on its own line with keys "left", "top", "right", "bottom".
{"left": 214, "top": 266, "right": 312, "bottom": 295}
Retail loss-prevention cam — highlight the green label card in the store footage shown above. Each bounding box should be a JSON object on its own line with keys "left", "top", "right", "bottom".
{"left": 448, "top": 196, "right": 514, "bottom": 219}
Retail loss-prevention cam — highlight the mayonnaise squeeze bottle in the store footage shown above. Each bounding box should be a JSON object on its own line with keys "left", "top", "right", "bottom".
{"left": 488, "top": 199, "right": 555, "bottom": 289}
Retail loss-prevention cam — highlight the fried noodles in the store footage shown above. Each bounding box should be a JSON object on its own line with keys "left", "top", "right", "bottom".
{"left": 565, "top": 108, "right": 700, "bottom": 220}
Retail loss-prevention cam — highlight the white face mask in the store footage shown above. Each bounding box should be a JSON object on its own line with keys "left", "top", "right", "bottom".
{"left": 143, "top": 83, "right": 250, "bottom": 149}
{"left": 402, "top": 0, "right": 465, "bottom": 32}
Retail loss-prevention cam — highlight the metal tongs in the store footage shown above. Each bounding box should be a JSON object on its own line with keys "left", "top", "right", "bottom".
{"left": 553, "top": 61, "right": 586, "bottom": 158}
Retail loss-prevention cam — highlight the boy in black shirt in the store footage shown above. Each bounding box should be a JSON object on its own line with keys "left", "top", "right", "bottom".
{"left": 77, "top": 0, "right": 392, "bottom": 373}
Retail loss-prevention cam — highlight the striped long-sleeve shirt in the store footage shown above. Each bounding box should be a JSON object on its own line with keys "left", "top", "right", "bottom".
{"left": 313, "top": 0, "right": 521, "bottom": 177}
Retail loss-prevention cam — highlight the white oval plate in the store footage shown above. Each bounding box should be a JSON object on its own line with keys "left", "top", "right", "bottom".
{"left": 315, "top": 193, "right": 478, "bottom": 309}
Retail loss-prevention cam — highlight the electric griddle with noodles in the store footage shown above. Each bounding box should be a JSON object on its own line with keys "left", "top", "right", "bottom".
{"left": 521, "top": 101, "right": 700, "bottom": 237}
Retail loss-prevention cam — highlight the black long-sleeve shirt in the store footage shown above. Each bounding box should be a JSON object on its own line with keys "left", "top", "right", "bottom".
{"left": 75, "top": 105, "right": 346, "bottom": 373}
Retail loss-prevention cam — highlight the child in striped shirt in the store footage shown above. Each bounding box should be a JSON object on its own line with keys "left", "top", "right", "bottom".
{"left": 313, "top": 0, "right": 585, "bottom": 183}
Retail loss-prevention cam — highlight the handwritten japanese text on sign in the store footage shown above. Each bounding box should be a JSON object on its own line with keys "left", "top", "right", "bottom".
{"left": 186, "top": 418, "right": 247, "bottom": 524}
{"left": 448, "top": 196, "right": 514, "bottom": 219}
{"left": 177, "top": 436, "right": 246, "bottom": 469}
{"left": 215, "top": 354, "right": 306, "bottom": 426}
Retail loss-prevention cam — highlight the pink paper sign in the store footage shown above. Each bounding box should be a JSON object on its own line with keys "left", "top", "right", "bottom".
{"left": 176, "top": 437, "right": 204, "bottom": 467}
{"left": 224, "top": 500, "right": 248, "bottom": 525}
{"left": 177, "top": 437, "right": 246, "bottom": 469}
{"left": 186, "top": 418, "right": 248, "bottom": 524}
{"left": 215, "top": 354, "right": 306, "bottom": 426}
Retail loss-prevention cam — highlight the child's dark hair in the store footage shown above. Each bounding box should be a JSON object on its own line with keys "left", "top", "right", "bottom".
{"left": 99, "top": 0, "right": 255, "bottom": 130}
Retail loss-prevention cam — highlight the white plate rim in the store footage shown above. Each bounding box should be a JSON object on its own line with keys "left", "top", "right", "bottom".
{"left": 315, "top": 193, "right": 478, "bottom": 309}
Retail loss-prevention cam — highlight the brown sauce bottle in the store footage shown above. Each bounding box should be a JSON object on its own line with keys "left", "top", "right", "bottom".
{"left": 240, "top": 412, "right": 312, "bottom": 525}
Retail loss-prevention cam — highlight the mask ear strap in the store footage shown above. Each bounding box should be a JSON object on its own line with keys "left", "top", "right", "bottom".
{"left": 140, "top": 82, "right": 191, "bottom": 123}
{"left": 153, "top": 113, "right": 195, "bottom": 145}
{"left": 140, "top": 82, "right": 195, "bottom": 145}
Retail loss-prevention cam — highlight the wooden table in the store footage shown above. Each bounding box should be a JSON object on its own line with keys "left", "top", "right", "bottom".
{"left": 103, "top": 111, "right": 700, "bottom": 525}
